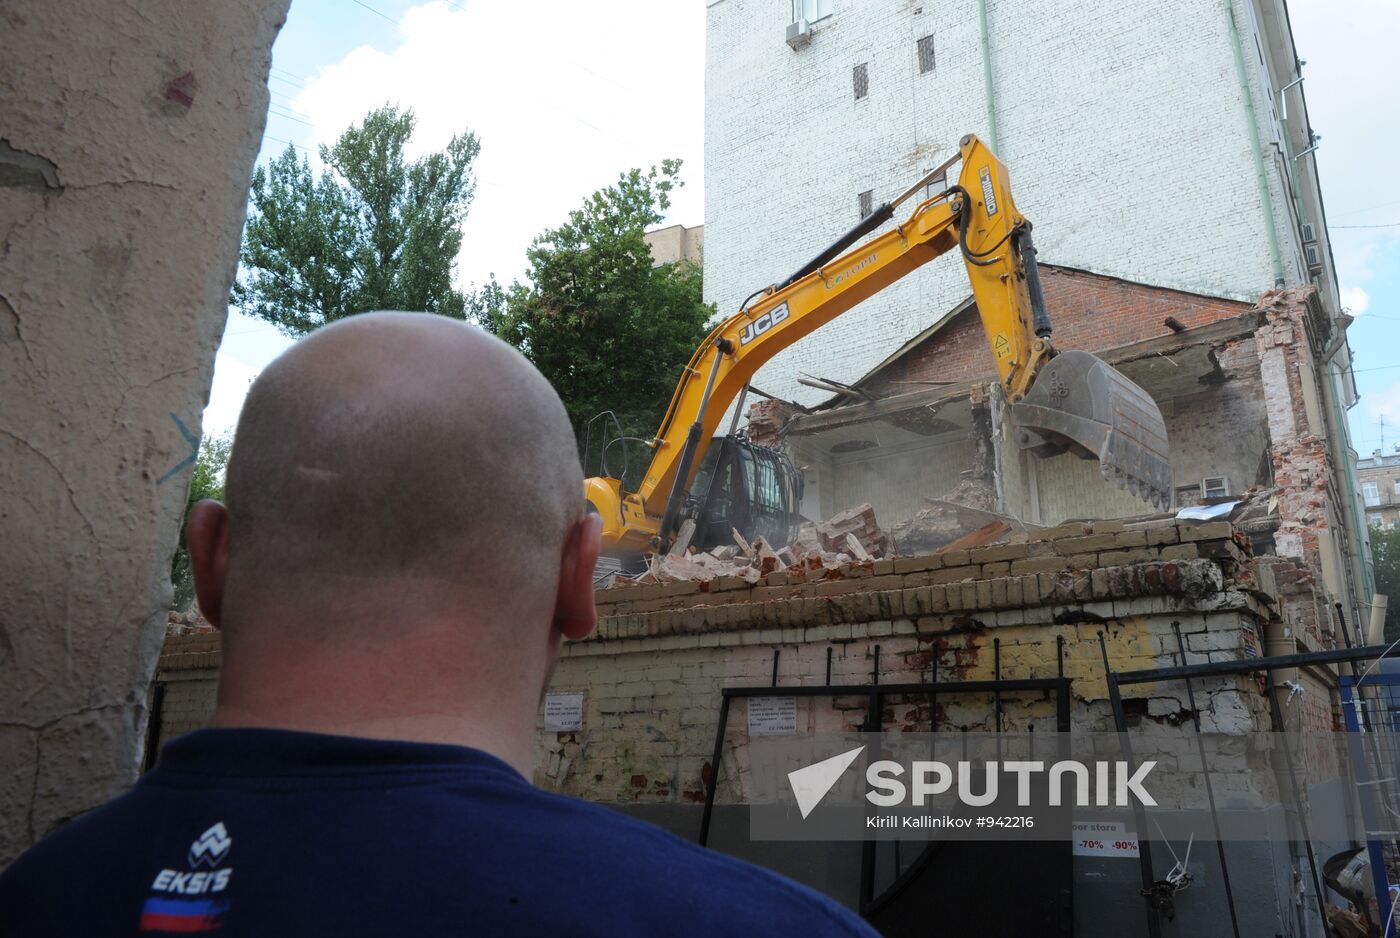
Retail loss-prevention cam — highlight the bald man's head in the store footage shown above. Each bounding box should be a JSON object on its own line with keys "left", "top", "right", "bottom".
{"left": 218, "top": 313, "right": 584, "bottom": 622}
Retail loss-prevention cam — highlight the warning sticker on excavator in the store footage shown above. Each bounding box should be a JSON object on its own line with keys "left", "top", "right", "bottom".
{"left": 993, "top": 333, "right": 1011, "bottom": 359}
{"left": 979, "top": 166, "right": 999, "bottom": 216}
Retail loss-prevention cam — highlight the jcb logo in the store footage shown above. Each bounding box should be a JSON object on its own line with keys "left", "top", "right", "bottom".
{"left": 739, "top": 303, "right": 790, "bottom": 346}
{"left": 979, "top": 166, "right": 998, "bottom": 217}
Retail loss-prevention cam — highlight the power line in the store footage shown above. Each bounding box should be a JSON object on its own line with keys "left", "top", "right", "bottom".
{"left": 270, "top": 67, "right": 308, "bottom": 87}
{"left": 1334, "top": 222, "right": 1400, "bottom": 230}
{"left": 264, "top": 134, "right": 311, "bottom": 154}
{"left": 1336, "top": 196, "right": 1400, "bottom": 218}
{"left": 270, "top": 90, "right": 314, "bottom": 115}
{"left": 349, "top": 0, "right": 399, "bottom": 25}
{"left": 268, "top": 107, "right": 318, "bottom": 129}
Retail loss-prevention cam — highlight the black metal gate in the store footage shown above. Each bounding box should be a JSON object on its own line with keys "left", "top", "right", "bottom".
{"left": 1101, "top": 628, "right": 1398, "bottom": 937}
{"left": 698, "top": 657, "right": 1074, "bottom": 937}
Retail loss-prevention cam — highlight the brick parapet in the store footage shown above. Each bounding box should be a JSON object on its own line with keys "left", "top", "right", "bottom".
{"left": 156, "top": 632, "right": 222, "bottom": 674}
{"left": 591, "top": 520, "right": 1273, "bottom": 644}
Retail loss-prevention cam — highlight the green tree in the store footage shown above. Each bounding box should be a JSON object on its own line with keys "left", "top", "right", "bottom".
{"left": 233, "top": 104, "right": 480, "bottom": 334}
{"left": 1372, "top": 526, "right": 1400, "bottom": 641}
{"left": 487, "top": 161, "right": 713, "bottom": 452}
{"left": 465, "top": 274, "right": 506, "bottom": 337}
{"left": 170, "top": 435, "right": 232, "bottom": 610}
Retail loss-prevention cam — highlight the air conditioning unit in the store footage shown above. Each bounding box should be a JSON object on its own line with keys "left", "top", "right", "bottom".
{"left": 786, "top": 19, "right": 811, "bottom": 49}
{"left": 1304, "top": 243, "right": 1324, "bottom": 274}
{"left": 1300, "top": 222, "right": 1318, "bottom": 243}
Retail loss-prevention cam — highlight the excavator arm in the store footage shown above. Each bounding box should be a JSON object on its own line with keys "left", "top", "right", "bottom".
{"left": 587, "top": 134, "right": 1170, "bottom": 553}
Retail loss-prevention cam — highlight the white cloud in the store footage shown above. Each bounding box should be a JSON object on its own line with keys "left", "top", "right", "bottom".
{"left": 1367, "top": 381, "right": 1400, "bottom": 425}
{"left": 290, "top": 0, "right": 704, "bottom": 291}
{"left": 1340, "top": 285, "right": 1370, "bottom": 315}
{"left": 202, "top": 354, "right": 259, "bottom": 439}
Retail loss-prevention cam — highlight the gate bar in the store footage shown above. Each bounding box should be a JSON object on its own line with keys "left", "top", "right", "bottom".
{"left": 1266, "top": 680, "right": 1331, "bottom": 937}
{"left": 698, "top": 694, "right": 731, "bottom": 848}
{"left": 1114, "top": 643, "right": 1394, "bottom": 684}
{"left": 1170, "top": 621, "right": 1242, "bottom": 938}
{"left": 1098, "top": 632, "right": 1163, "bottom": 938}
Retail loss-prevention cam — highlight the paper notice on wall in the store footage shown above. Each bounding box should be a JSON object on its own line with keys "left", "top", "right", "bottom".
{"left": 543, "top": 692, "right": 584, "bottom": 732}
{"left": 747, "top": 696, "right": 797, "bottom": 736}
{"left": 1072, "top": 821, "right": 1140, "bottom": 858}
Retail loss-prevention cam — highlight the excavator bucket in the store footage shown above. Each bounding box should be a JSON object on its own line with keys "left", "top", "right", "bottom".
{"left": 1010, "top": 350, "right": 1172, "bottom": 511}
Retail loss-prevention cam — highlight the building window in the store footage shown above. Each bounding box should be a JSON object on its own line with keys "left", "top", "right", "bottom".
{"left": 858, "top": 189, "right": 874, "bottom": 219}
{"left": 853, "top": 63, "right": 868, "bottom": 101}
{"left": 917, "top": 35, "right": 935, "bottom": 74}
{"left": 1364, "top": 480, "right": 1380, "bottom": 506}
{"left": 1393, "top": 478, "right": 1400, "bottom": 498}
{"left": 1201, "top": 476, "right": 1231, "bottom": 500}
{"left": 795, "top": 0, "right": 833, "bottom": 22}
{"left": 1368, "top": 512, "right": 1383, "bottom": 528}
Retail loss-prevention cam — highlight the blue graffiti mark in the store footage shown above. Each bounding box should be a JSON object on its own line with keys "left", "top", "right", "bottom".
{"left": 156, "top": 412, "right": 200, "bottom": 485}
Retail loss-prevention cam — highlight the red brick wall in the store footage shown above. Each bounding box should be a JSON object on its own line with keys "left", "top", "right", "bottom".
{"left": 865, "top": 266, "right": 1252, "bottom": 395}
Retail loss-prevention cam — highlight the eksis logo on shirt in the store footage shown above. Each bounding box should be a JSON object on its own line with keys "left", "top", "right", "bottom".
{"left": 139, "top": 822, "right": 234, "bottom": 933}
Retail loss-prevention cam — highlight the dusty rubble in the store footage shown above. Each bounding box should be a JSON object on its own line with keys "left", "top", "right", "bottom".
{"left": 628, "top": 483, "right": 1286, "bottom": 587}
{"left": 888, "top": 478, "right": 1026, "bottom": 556}
{"left": 166, "top": 607, "right": 216, "bottom": 636}
{"left": 639, "top": 503, "right": 891, "bottom": 585}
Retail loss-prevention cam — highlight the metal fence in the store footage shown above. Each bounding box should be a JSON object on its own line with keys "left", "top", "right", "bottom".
{"left": 1104, "top": 635, "right": 1399, "bottom": 938}
{"left": 696, "top": 633, "right": 1400, "bottom": 937}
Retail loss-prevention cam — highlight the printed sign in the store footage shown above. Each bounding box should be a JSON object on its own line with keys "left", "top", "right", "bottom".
{"left": 544, "top": 692, "right": 584, "bottom": 732}
{"left": 747, "top": 696, "right": 798, "bottom": 736}
{"left": 1071, "top": 820, "right": 1140, "bottom": 858}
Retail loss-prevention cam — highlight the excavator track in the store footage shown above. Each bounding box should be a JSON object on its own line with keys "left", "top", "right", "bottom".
{"left": 1010, "top": 350, "right": 1172, "bottom": 511}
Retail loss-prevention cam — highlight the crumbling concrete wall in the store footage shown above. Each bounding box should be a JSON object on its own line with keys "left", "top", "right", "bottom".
{"left": 545, "top": 520, "right": 1283, "bottom": 805}
{"left": 541, "top": 518, "right": 1341, "bottom": 936}
{"left": 1253, "top": 287, "right": 1333, "bottom": 565}
{"left": 0, "top": 1, "right": 288, "bottom": 866}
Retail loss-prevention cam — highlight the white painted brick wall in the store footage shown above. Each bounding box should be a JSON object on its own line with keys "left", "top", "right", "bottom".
{"left": 705, "top": 0, "right": 1302, "bottom": 407}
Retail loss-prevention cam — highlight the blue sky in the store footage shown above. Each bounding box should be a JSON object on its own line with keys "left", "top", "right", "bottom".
{"left": 1289, "top": 0, "right": 1400, "bottom": 459}
{"left": 206, "top": 0, "right": 1400, "bottom": 464}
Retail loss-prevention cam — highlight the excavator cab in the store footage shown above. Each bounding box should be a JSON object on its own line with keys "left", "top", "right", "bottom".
{"left": 685, "top": 436, "right": 802, "bottom": 552}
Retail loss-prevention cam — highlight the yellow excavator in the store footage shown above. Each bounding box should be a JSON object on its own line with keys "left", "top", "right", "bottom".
{"left": 585, "top": 134, "right": 1171, "bottom": 556}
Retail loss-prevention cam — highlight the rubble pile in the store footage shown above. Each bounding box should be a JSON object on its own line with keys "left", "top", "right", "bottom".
{"left": 627, "top": 483, "right": 1283, "bottom": 588}
{"left": 640, "top": 502, "right": 891, "bottom": 585}
{"left": 166, "top": 607, "right": 215, "bottom": 636}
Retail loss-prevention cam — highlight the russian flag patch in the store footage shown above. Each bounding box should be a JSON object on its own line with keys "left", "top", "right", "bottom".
{"left": 139, "top": 896, "right": 228, "bottom": 933}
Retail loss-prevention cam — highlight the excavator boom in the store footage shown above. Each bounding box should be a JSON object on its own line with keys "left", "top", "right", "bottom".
{"left": 586, "top": 134, "right": 1171, "bottom": 553}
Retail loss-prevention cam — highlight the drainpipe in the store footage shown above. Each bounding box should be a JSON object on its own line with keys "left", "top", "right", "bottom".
{"left": 1223, "top": 0, "right": 1285, "bottom": 287}
{"left": 1327, "top": 362, "right": 1376, "bottom": 603}
{"left": 977, "top": 0, "right": 999, "bottom": 151}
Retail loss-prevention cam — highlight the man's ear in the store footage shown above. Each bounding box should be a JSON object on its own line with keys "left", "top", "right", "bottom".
{"left": 553, "top": 513, "right": 602, "bottom": 641}
{"left": 186, "top": 500, "right": 232, "bottom": 629}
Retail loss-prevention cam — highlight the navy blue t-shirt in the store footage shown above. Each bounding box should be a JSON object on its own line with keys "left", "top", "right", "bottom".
{"left": 0, "top": 728, "right": 878, "bottom": 937}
